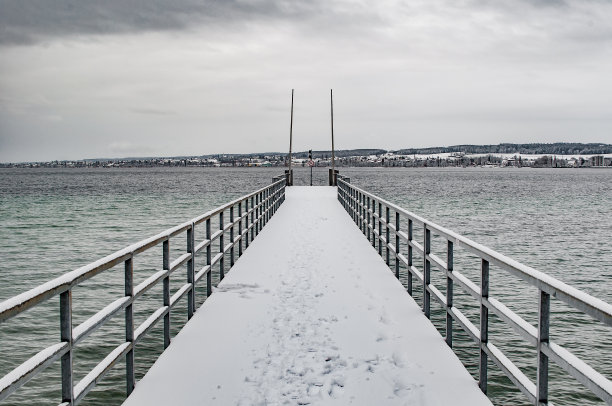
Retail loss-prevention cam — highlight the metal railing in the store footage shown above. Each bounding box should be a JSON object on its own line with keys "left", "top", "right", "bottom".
{"left": 0, "top": 178, "right": 286, "bottom": 405}
{"left": 337, "top": 178, "right": 612, "bottom": 405}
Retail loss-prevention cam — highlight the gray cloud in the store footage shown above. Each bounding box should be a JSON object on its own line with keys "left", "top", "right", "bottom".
{"left": 131, "top": 107, "right": 177, "bottom": 116}
{"left": 0, "top": 0, "right": 324, "bottom": 45}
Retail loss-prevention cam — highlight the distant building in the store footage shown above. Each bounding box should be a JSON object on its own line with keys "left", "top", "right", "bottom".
{"left": 591, "top": 155, "right": 604, "bottom": 167}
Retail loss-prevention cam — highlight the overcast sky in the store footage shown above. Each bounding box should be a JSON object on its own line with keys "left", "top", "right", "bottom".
{"left": 1, "top": 0, "right": 611, "bottom": 162}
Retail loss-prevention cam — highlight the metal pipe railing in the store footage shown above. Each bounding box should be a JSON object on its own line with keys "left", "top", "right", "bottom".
{"left": 0, "top": 178, "right": 286, "bottom": 405}
{"left": 337, "top": 178, "right": 612, "bottom": 405}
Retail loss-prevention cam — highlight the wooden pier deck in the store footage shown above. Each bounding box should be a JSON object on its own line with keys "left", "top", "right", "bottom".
{"left": 122, "top": 186, "right": 490, "bottom": 405}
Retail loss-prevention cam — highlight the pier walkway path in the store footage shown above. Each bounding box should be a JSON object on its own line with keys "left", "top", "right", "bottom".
{"left": 123, "top": 187, "right": 491, "bottom": 405}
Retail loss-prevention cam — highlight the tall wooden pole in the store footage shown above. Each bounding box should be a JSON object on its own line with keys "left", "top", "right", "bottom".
{"left": 289, "top": 89, "right": 294, "bottom": 179}
{"left": 330, "top": 89, "right": 335, "bottom": 173}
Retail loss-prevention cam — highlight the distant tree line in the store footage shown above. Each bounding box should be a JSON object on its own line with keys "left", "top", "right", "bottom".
{"left": 394, "top": 143, "right": 612, "bottom": 155}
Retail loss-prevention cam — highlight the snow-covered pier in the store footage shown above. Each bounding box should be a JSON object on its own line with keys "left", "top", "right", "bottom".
{"left": 2, "top": 176, "right": 611, "bottom": 406}
{"left": 123, "top": 187, "right": 491, "bottom": 405}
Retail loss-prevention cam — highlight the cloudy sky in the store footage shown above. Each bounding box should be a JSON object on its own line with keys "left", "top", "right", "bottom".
{"left": 1, "top": 0, "right": 611, "bottom": 162}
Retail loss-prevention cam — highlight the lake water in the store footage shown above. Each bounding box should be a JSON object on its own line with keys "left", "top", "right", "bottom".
{"left": 0, "top": 167, "right": 610, "bottom": 405}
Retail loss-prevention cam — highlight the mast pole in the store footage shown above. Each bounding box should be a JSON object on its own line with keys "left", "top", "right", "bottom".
{"left": 330, "top": 89, "right": 335, "bottom": 173}
{"left": 289, "top": 89, "right": 294, "bottom": 184}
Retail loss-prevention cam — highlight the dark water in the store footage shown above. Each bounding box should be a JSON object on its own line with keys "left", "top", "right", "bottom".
{"left": 0, "top": 167, "right": 610, "bottom": 405}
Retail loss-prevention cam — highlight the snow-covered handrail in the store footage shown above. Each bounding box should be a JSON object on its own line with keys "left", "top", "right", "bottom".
{"left": 0, "top": 177, "right": 286, "bottom": 405}
{"left": 337, "top": 178, "right": 612, "bottom": 406}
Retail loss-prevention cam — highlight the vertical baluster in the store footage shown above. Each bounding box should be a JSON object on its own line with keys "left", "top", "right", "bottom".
{"left": 255, "top": 194, "right": 259, "bottom": 237}
{"left": 230, "top": 206, "right": 235, "bottom": 268}
{"left": 364, "top": 195, "right": 368, "bottom": 236}
{"left": 395, "top": 211, "right": 400, "bottom": 279}
{"left": 262, "top": 190, "right": 266, "bottom": 226}
{"left": 352, "top": 189, "right": 356, "bottom": 222}
{"left": 245, "top": 199, "right": 250, "bottom": 249}
{"left": 267, "top": 188, "right": 270, "bottom": 222}
{"left": 238, "top": 202, "right": 243, "bottom": 257}
{"left": 347, "top": 187, "right": 351, "bottom": 215}
{"left": 163, "top": 239, "right": 170, "bottom": 349}
{"left": 263, "top": 189, "right": 267, "bottom": 226}
{"left": 358, "top": 193, "right": 361, "bottom": 231}
{"left": 267, "top": 188, "right": 271, "bottom": 222}
{"left": 260, "top": 192, "right": 264, "bottom": 230}
{"left": 385, "top": 206, "right": 390, "bottom": 266}
{"left": 125, "top": 256, "right": 135, "bottom": 395}
{"left": 206, "top": 219, "right": 212, "bottom": 297}
{"left": 446, "top": 240, "right": 454, "bottom": 348}
{"left": 359, "top": 193, "right": 363, "bottom": 234}
{"left": 367, "top": 197, "right": 372, "bottom": 244}
{"left": 356, "top": 191, "right": 359, "bottom": 224}
{"left": 354, "top": 190, "right": 358, "bottom": 224}
{"left": 407, "top": 219, "right": 413, "bottom": 296}
{"left": 346, "top": 186, "right": 349, "bottom": 211}
{"left": 378, "top": 202, "right": 383, "bottom": 256}
{"left": 347, "top": 186, "right": 350, "bottom": 212}
{"left": 537, "top": 290, "right": 550, "bottom": 404}
{"left": 219, "top": 212, "right": 225, "bottom": 280}
{"left": 344, "top": 184, "right": 347, "bottom": 210}
{"left": 479, "top": 258, "right": 489, "bottom": 393}
{"left": 250, "top": 196, "right": 255, "bottom": 242}
{"left": 60, "top": 289, "right": 73, "bottom": 405}
{"left": 276, "top": 183, "right": 280, "bottom": 212}
{"left": 281, "top": 181, "right": 285, "bottom": 203}
{"left": 359, "top": 193, "right": 364, "bottom": 234}
{"left": 263, "top": 190, "right": 267, "bottom": 226}
{"left": 187, "top": 224, "right": 195, "bottom": 319}
{"left": 423, "top": 225, "right": 431, "bottom": 318}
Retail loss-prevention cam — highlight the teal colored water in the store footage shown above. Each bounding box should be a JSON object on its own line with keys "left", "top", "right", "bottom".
{"left": 1, "top": 167, "right": 610, "bottom": 405}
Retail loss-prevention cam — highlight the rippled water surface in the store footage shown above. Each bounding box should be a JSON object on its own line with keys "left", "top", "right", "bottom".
{"left": 1, "top": 167, "right": 610, "bottom": 405}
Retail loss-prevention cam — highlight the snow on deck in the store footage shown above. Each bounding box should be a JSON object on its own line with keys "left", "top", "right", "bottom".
{"left": 123, "top": 187, "right": 491, "bottom": 406}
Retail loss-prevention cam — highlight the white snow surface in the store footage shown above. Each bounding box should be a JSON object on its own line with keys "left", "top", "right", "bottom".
{"left": 123, "top": 187, "right": 491, "bottom": 406}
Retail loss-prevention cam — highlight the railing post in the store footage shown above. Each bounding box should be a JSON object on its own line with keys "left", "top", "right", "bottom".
{"left": 360, "top": 193, "right": 365, "bottom": 234}
{"left": 367, "top": 197, "right": 372, "bottom": 244}
{"left": 219, "top": 211, "right": 225, "bottom": 281}
{"left": 245, "top": 199, "right": 250, "bottom": 249}
{"left": 407, "top": 219, "right": 413, "bottom": 296}
{"left": 250, "top": 196, "right": 255, "bottom": 242}
{"left": 378, "top": 202, "right": 383, "bottom": 256}
{"left": 262, "top": 190, "right": 267, "bottom": 226}
{"left": 385, "top": 206, "right": 390, "bottom": 266}
{"left": 260, "top": 191, "right": 265, "bottom": 229}
{"left": 351, "top": 189, "right": 355, "bottom": 222}
{"left": 125, "top": 256, "right": 135, "bottom": 395}
{"left": 537, "top": 290, "right": 550, "bottom": 404}
{"left": 446, "top": 240, "right": 454, "bottom": 348}
{"left": 423, "top": 225, "right": 431, "bottom": 318}
{"left": 60, "top": 289, "right": 74, "bottom": 405}
{"left": 479, "top": 258, "right": 489, "bottom": 394}
{"left": 255, "top": 194, "right": 259, "bottom": 237}
{"left": 238, "top": 202, "right": 243, "bottom": 257}
{"left": 354, "top": 190, "right": 358, "bottom": 224}
{"left": 266, "top": 188, "right": 270, "bottom": 223}
{"left": 206, "top": 218, "right": 212, "bottom": 297}
{"left": 395, "top": 211, "right": 400, "bottom": 279}
{"left": 162, "top": 239, "right": 170, "bottom": 349}
{"left": 187, "top": 224, "right": 195, "bottom": 319}
{"left": 230, "top": 206, "right": 235, "bottom": 267}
